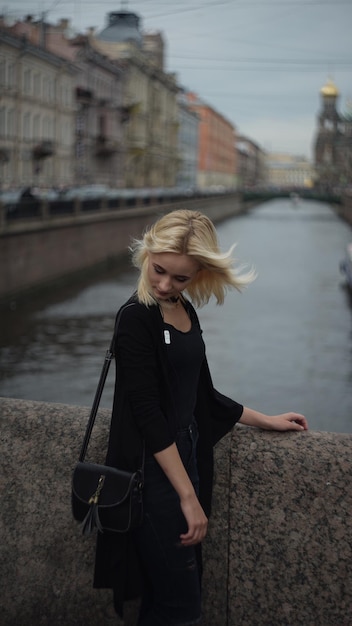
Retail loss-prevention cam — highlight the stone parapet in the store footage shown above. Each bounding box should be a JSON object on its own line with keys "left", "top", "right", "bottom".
{"left": 337, "top": 192, "right": 352, "bottom": 228}
{"left": 1, "top": 397, "right": 351, "bottom": 625}
{"left": 0, "top": 194, "right": 243, "bottom": 302}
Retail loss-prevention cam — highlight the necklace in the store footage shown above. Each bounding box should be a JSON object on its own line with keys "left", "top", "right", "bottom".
{"left": 166, "top": 296, "right": 180, "bottom": 304}
{"left": 158, "top": 296, "right": 181, "bottom": 318}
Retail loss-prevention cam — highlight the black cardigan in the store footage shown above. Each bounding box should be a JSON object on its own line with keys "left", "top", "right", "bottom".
{"left": 94, "top": 296, "right": 243, "bottom": 614}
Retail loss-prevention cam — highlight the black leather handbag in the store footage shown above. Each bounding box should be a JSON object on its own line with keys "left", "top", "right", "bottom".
{"left": 71, "top": 303, "right": 144, "bottom": 536}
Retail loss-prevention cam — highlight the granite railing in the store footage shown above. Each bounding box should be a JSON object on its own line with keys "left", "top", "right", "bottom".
{"left": 1, "top": 397, "right": 351, "bottom": 625}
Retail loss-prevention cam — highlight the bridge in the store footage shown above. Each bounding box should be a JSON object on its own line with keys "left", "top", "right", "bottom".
{"left": 241, "top": 187, "right": 342, "bottom": 205}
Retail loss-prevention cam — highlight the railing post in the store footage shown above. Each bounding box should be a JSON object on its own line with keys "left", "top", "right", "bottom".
{"left": 40, "top": 198, "right": 49, "bottom": 221}
{"left": 73, "top": 197, "right": 81, "bottom": 215}
{"left": 0, "top": 201, "right": 5, "bottom": 233}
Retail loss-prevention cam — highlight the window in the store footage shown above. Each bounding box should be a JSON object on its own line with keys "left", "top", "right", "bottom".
{"left": 23, "top": 112, "right": 31, "bottom": 139}
{"left": 0, "top": 59, "right": 5, "bottom": 87}
{"left": 33, "top": 114, "right": 41, "bottom": 139}
{"left": 43, "top": 115, "right": 54, "bottom": 139}
{"left": 34, "top": 73, "right": 41, "bottom": 98}
{"left": 43, "top": 76, "right": 49, "bottom": 101}
{"left": 61, "top": 82, "right": 71, "bottom": 107}
{"left": 23, "top": 68, "right": 32, "bottom": 95}
{"left": 43, "top": 115, "right": 49, "bottom": 138}
{"left": 61, "top": 117, "right": 71, "bottom": 145}
{"left": 8, "top": 63, "right": 16, "bottom": 88}
{"left": 7, "top": 109, "right": 16, "bottom": 138}
{"left": 48, "top": 78, "right": 54, "bottom": 102}
{"left": 0, "top": 107, "right": 5, "bottom": 136}
{"left": 98, "top": 115, "right": 107, "bottom": 137}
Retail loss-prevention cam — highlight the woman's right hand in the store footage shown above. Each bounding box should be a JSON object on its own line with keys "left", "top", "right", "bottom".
{"left": 154, "top": 443, "right": 208, "bottom": 546}
{"left": 179, "top": 493, "right": 208, "bottom": 546}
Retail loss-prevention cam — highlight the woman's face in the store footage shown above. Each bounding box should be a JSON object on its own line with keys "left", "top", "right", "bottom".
{"left": 147, "top": 252, "right": 200, "bottom": 301}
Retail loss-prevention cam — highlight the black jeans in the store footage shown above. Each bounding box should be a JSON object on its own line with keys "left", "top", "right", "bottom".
{"left": 133, "top": 421, "right": 202, "bottom": 626}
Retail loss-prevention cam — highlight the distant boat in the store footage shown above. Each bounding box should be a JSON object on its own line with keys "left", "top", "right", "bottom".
{"left": 340, "top": 243, "right": 352, "bottom": 289}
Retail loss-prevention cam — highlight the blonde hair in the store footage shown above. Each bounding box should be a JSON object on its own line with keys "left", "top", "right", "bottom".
{"left": 130, "top": 209, "right": 256, "bottom": 307}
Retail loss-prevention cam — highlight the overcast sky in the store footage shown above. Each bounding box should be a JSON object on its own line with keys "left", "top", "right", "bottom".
{"left": 5, "top": 0, "right": 352, "bottom": 160}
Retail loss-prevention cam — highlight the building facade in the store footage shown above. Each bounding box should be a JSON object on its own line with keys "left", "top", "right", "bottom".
{"left": 1, "top": 12, "right": 179, "bottom": 190}
{"left": 68, "top": 40, "right": 125, "bottom": 187}
{"left": 175, "top": 90, "right": 199, "bottom": 190}
{"left": 236, "top": 135, "right": 267, "bottom": 188}
{"left": 186, "top": 92, "right": 236, "bottom": 190}
{"left": 265, "top": 152, "right": 314, "bottom": 189}
{"left": 0, "top": 28, "right": 77, "bottom": 189}
{"left": 1, "top": 16, "right": 126, "bottom": 188}
{"left": 92, "top": 10, "right": 179, "bottom": 188}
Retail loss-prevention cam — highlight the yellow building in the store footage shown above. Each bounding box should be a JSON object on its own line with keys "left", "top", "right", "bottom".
{"left": 266, "top": 153, "right": 314, "bottom": 189}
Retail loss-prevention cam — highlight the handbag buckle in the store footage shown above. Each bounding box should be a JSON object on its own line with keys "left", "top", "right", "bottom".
{"left": 88, "top": 474, "right": 105, "bottom": 505}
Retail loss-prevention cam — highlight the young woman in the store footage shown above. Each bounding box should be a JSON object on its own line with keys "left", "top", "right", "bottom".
{"left": 94, "top": 209, "right": 308, "bottom": 625}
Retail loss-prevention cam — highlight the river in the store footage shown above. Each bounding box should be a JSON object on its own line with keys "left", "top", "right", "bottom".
{"left": 1, "top": 198, "right": 351, "bottom": 432}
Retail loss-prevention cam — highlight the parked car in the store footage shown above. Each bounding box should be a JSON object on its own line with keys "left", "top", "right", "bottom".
{"left": 0, "top": 189, "right": 23, "bottom": 211}
{"left": 62, "top": 184, "right": 109, "bottom": 200}
{"left": 0, "top": 187, "right": 41, "bottom": 219}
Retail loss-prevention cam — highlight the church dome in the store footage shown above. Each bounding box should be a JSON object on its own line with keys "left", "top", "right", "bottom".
{"left": 97, "top": 11, "right": 142, "bottom": 46}
{"left": 320, "top": 79, "right": 339, "bottom": 97}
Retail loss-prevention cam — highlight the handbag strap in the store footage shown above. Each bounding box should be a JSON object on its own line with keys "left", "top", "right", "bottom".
{"left": 78, "top": 302, "right": 135, "bottom": 462}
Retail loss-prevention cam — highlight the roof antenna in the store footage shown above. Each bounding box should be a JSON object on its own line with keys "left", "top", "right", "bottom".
{"left": 121, "top": 0, "right": 129, "bottom": 8}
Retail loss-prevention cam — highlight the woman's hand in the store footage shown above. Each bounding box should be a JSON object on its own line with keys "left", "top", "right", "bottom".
{"left": 262, "top": 412, "right": 308, "bottom": 431}
{"left": 179, "top": 493, "right": 208, "bottom": 546}
{"left": 154, "top": 443, "right": 208, "bottom": 546}
{"left": 239, "top": 407, "right": 308, "bottom": 431}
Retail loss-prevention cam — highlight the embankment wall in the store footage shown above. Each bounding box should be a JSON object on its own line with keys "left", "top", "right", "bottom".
{"left": 1, "top": 397, "right": 351, "bottom": 625}
{"left": 339, "top": 193, "right": 352, "bottom": 228}
{"left": 0, "top": 194, "right": 243, "bottom": 301}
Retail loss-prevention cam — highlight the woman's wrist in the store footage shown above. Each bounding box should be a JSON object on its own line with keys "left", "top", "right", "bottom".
{"left": 239, "top": 408, "right": 271, "bottom": 429}
{"left": 154, "top": 444, "right": 197, "bottom": 500}
{"left": 179, "top": 488, "right": 197, "bottom": 502}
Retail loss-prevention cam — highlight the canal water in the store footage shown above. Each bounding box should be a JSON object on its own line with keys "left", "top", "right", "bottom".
{"left": 1, "top": 199, "right": 351, "bottom": 433}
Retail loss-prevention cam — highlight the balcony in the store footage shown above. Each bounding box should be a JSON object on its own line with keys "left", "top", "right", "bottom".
{"left": 0, "top": 148, "right": 10, "bottom": 163}
{"left": 32, "top": 140, "right": 55, "bottom": 159}
{"left": 119, "top": 101, "right": 141, "bottom": 123}
{"left": 76, "top": 87, "right": 94, "bottom": 105}
{"left": 94, "top": 135, "right": 118, "bottom": 157}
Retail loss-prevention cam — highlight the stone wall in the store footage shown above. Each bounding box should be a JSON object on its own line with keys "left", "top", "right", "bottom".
{"left": 1, "top": 397, "right": 351, "bottom": 625}
{"left": 0, "top": 195, "right": 243, "bottom": 301}
{"left": 337, "top": 192, "right": 352, "bottom": 228}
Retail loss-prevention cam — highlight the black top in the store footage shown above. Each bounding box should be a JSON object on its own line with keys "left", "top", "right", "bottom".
{"left": 163, "top": 320, "right": 205, "bottom": 428}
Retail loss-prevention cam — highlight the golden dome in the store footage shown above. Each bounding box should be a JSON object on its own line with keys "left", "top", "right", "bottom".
{"left": 320, "top": 78, "right": 339, "bottom": 97}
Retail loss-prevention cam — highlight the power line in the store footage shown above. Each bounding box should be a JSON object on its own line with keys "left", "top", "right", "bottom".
{"left": 171, "top": 64, "right": 352, "bottom": 71}
{"left": 172, "top": 55, "right": 350, "bottom": 65}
